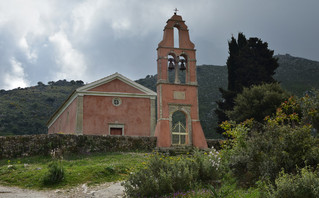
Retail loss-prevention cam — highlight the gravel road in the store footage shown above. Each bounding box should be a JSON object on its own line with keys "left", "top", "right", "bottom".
{"left": 0, "top": 182, "right": 124, "bottom": 198}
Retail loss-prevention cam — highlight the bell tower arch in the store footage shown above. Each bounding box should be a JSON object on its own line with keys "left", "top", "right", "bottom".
{"left": 154, "top": 13, "right": 207, "bottom": 148}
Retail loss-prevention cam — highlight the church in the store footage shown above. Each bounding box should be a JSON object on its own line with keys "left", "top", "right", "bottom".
{"left": 47, "top": 13, "right": 208, "bottom": 148}
{"left": 47, "top": 73, "right": 157, "bottom": 136}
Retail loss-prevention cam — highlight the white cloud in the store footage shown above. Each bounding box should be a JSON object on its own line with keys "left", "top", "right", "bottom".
{"left": 71, "top": 0, "right": 105, "bottom": 34}
{"left": 19, "top": 36, "right": 38, "bottom": 62}
{"left": 3, "top": 58, "right": 30, "bottom": 90}
{"left": 111, "top": 18, "right": 132, "bottom": 36}
{"left": 49, "top": 30, "right": 87, "bottom": 80}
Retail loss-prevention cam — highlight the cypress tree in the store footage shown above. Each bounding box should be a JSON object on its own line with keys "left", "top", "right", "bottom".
{"left": 215, "top": 32, "right": 279, "bottom": 134}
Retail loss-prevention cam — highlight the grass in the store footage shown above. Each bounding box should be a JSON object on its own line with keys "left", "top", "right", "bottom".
{"left": 0, "top": 152, "right": 263, "bottom": 197}
{"left": 0, "top": 152, "right": 146, "bottom": 189}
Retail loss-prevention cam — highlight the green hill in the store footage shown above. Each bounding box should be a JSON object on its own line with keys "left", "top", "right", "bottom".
{"left": 0, "top": 54, "right": 318, "bottom": 137}
{"left": 274, "top": 54, "right": 319, "bottom": 96}
{"left": 0, "top": 80, "right": 83, "bottom": 136}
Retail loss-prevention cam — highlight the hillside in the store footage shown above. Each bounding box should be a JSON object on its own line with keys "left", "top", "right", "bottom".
{"left": 0, "top": 55, "right": 318, "bottom": 137}
{"left": 0, "top": 80, "right": 83, "bottom": 136}
{"left": 274, "top": 54, "right": 319, "bottom": 96}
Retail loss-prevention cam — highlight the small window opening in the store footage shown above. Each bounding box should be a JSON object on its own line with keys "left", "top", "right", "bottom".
{"left": 174, "top": 27, "right": 179, "bottom": 48}
{"left": 168, "top": 55, "right": 176, "bottom": 83}
{"left": 110, "top": 128, "right": 123, "bottom": 135}
{"left": 178, "top": 56, "right": 186, "bottom": 84}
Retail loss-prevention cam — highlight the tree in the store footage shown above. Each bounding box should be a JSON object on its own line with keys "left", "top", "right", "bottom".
{"left": 227, "top": 83, "right": 289, "bottom": 123}
{"left": 37, "top": 81, "right": 45, "bottom": 86}
{"left": 215, "top": 33, "right": 279, "bottom": 133}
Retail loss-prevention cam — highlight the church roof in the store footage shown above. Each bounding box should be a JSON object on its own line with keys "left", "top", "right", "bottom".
{"left": 77, "top": 72, "right": 156, "bottom": 96}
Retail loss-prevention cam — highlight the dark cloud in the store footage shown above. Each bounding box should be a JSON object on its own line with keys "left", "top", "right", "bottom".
{"left": 0, "top": 0, "right": 318, "bottom": 90}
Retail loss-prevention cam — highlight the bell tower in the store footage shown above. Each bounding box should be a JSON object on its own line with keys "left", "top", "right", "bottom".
{"left": 154, "top": 12, "right": 207, "bottom": 148}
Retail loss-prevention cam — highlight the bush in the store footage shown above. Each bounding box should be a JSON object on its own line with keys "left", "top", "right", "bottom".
{"left": 300, "top": 89, "right": 319, "bottom": 133}
{"left": 43, "top": 148, "right": 65, "bottom": 185}
{"left": 218, "top": 90, "right": 319, "bottom": 194}
{"left": 122, "top": 149, "right": 220, "bottom": 197}
{"left": 266, "top": 167, "right": 319, "bottom": 198}
{"left": 222, "top": 121, "right": 319, "bottom": 186}
{"left": 42, "top": 161, "right": 65, "bottom": 185}
{"left": 227, "top": 83, "right": 289, "bottom": 123}
{"left": 221, "top": 97, "right": 319, "bottom": 186}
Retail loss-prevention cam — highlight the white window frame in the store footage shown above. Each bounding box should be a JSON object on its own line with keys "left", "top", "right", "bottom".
{"left": 112, "top": 97, "right": 122, "bottom": 106}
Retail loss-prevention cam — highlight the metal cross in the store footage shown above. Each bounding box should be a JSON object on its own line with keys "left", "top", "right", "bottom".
{"left": 174, "top": 8, "right": 179, "bottom": 15}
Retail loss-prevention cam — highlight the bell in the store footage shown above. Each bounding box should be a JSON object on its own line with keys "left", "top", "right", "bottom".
{"left": 168, "top": 58, "right": 175, "bottom": 70}
{"left": 180, "top": 59, "right": 186, "bottom": 71}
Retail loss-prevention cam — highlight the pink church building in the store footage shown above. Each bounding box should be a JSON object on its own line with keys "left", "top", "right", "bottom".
{"left": 47, "top": 73, "right": 157, "bottom": 136}
{"left": 48, "top": 13, "right": 207, "bottom": 148}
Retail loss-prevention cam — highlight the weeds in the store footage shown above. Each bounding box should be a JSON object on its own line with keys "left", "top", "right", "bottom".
{"left": 42, "top": 148, "right": 65, "bottom": 185}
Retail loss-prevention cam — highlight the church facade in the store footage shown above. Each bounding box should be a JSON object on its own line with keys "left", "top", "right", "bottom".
{"left": 47, "top": 73, "right": 157, "bottom": 136}
{"left": 47, "top": 13, "right": 207, "bottom": 148}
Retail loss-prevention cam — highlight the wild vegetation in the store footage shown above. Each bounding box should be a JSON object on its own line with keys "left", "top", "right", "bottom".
{"left": 123, "top": 149, "right": 220, "bottom": 197}
{"left": 123, "top": 88, "right": 319, "bottom": 197}
{"left": 0, "top": 152, "right": 145, "bottom": 189}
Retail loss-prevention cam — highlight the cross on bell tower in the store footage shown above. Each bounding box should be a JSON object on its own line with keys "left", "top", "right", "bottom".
{"left": 154, "top": 13, "right": 207, "bottom": 148}
{"left": 174, "top": 8, "right": 179, "bottom": 15}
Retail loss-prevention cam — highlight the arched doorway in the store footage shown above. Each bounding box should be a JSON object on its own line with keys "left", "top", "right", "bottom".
{"left": 171, "top": 111, "right": 188, "bottom": 145}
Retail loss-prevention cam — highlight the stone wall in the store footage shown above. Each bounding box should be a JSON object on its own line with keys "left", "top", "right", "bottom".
{"left": 0, "top": 134, "right": 157, "bottom": 159}
{"left": 0, "top": 134, "right": 223, "bottom": 159}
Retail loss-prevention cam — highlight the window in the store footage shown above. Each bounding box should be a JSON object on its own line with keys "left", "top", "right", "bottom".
{"left": 110, "top": 128, "right": 122, "bottom": 135}
{"left": 171, "top": 111, "right": 187, "bottom": 145}
{"left": 108, "top": 124, "right": 124, "bottom": 135}
{"left": 112, "top": 97, "right": 121, "bottom": 106}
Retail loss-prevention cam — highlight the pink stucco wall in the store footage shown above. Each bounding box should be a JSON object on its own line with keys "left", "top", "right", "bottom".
{"left": 155, "top": 14, "right": 207, "bottom": 148}
{"left": 89, "top": 79, "right": 145, "bottom": 94}
{"left": 82, "top": 95, "right": 151, "bottom": 136}
{"left": 160, "top": 84, "right": 199, "bottom": 119}
{"left": 155, "top": 83, "right": 207, "bottom": 148}
{"left": 48, "top": 97, "right": 78, "bottom": 134}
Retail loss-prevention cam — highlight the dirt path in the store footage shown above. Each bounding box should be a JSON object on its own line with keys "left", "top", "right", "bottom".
{"left": 0, "top": 182, "right": 124, "bottom": 198}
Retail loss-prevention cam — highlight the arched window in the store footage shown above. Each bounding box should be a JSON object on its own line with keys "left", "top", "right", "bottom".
{"left": 178, "top": 56, "right": 186, "bottom": 84}
{"left": 168, "top": 54, "right": 176, "bottom": 83}
{"left": 172, "top": 111, "right": 187, "bottom": 145}
{"left": 174, "top": 27, "right": 179, "bottom": 48}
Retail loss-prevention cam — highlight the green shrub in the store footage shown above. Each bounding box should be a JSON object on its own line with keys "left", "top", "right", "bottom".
{"left": 221, "top": 96, "right": 319, "bottom": 186}
{"left": 224, "top": 123, "right": 319, "bottom": 186}
{"left": 266, "top": 167, "right": 319, "bottom": 198}
{"left": 42, "top": 148, "right": 65, "bottom": 185}
{"left": 42, "top": 160, "right": 65, "bottom": 185}
{"left": 227, "top": 83, "right": 289, "bottom": 123}
{"left": 122, "top": 150, "right": 220, "bottom": 197}
{"left": 300, "top": 89, "right": 319, "bottom": 132}
{"left": 103, "top": 166, "right": 115, "bottom": 175}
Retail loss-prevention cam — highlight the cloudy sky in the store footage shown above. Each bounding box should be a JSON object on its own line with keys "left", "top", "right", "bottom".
{"left": 0, "top": 0, "right": 318, "bottom": 90}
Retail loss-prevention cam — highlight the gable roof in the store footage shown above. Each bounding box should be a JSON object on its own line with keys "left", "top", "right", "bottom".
{"left": 77, "top": 73, "right": 156, "bottom": 96}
